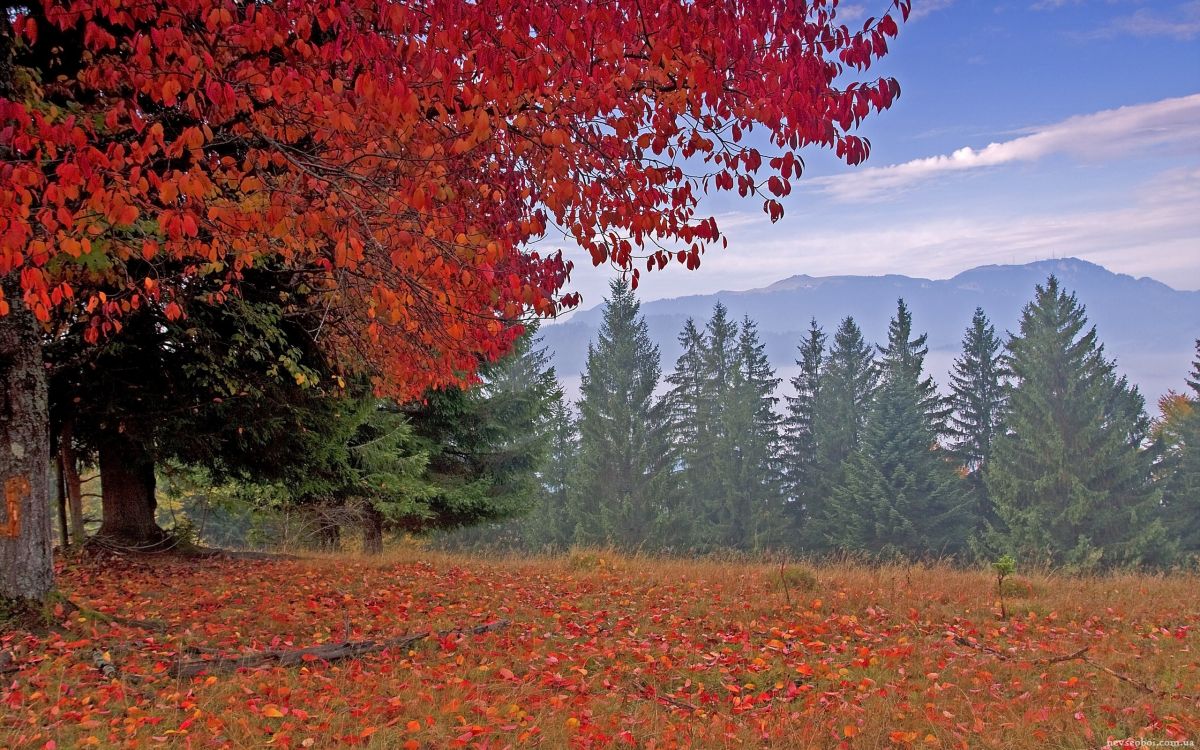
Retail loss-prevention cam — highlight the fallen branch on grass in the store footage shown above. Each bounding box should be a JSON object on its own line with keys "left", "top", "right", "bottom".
{"left": 57, "top": 596, "right": 168, "bottom": 632}
{"left": 1035, "top": 645, "right": 1091, "bottom": 665}
{"left": 952, "top": 636, "right": 1197, "bottom": 701}
{"left": 634, "top": 679, "right": 703, "bottom": 712}
{"left": 1079, "top": 654, "right": 1197, "bottom": 701}
{"left": 89, "top": 647, "right": 156, "bottom": 702}
{"left": 92, "top": 649, "right": 119, "bottom": 680}
{"left": 170, "top": 619, "right": 511, "bottom": 678}
{"left": 953, "top": 637, "right": 1092, "bottom": 666}
{"left": 189, "top": 547, "right": 302, "bottom": 561}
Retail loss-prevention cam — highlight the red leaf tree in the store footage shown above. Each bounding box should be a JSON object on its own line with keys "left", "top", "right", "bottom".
{"left": 0, "top": 0, "right": 906, "bottom": 600}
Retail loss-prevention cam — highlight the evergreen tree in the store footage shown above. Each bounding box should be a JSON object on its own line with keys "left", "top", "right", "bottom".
{"left": 665, "top": 318, "right": 708, "bottom": 455}
{"left": 985, "top": 277, "right": 1172, "bottom": 568}
{"left": 323, "top": 398, "right": 434, "bottom": 553}
{"left": 388, "top": 328, "right": 562, "bottom": 533}
{"left": 662, "top": 317, "right": 711, "bottom": 548}
{"left": 1189, "top": 341, "right": 1200, "bottom": 394}
{"left": 572, "top": 279, "right": 675, "bottom": 549}
{"left": 825, "top": 301, "right": 972, "bottom": 557}
{"left": 948, "top": 308, "right": 1005, "bottom": 525}
{"left": 208, "top": 329, "right": 560, "bottom": 553}
{"left": 949, "top": 308, "right": 1005, "bottom": 473}
{"left": 689, "top": 303, "right": 741, "bottom": 547}
{"left": 523, "top": 392, "right": 579, "bottom": 551}
{"left": 720, "top": 317, "right": 786, "bottom": 550}
{"left": 663, "top": 304, "right": 740, "bottom": 549}
{"left": 404, "top": 330, "right": 564, "bottom": 551}
{"left": 783, "top": 319, "right": 825, "bottom": 532}
{"left": 663, "top": 308, "right": 785, "bottom": 551}
{"left": 1158, "top": 341, "right": 1200, "bottom": 558}
{"left": 877, "top": 298, "right": 947, "bottom": 433}
{"left": 806, "top": 316, "right": 877, "bottom": 549}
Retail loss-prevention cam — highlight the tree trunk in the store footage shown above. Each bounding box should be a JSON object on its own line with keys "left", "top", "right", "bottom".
{"left": 0, "top": 277, "right": 54, "bottom": 603}
{"left": 53, "top": 455, "right": 67, "bottom": 549}
{"left": 59, "top": 421, "right": 85, "bottom": 546}
{"left": 362, "top": 504, "right": 385, "bottom": 555}
{"left": 97, "top": 431, "right": 166, "bottom": 547}
{"left": 316, "top": 516, "right": 341, "bottom": 552}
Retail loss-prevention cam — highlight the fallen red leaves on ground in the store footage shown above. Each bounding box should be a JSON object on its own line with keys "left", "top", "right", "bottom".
{"left": 2, "top": 553, "right": 1196, "bottom": 748}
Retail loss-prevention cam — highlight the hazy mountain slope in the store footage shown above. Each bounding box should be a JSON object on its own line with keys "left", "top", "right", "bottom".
{"left": 540, "top": 259, "right": 1200, "bottom": 402}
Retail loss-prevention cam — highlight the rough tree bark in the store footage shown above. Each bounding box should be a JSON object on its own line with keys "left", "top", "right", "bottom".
{"left": 362, "top": 503, "right": 385, "bottom": 555}
{"left": 97, "top": 431, "right": 166, "bottom": 547}
{"left": 316, "top": 515, "right": 342, "bottom": 552}
{"left": 1, "top": 0, "right": 54, "bottom": 605}
{"left": 0, "top": 277, "right": 54, "bottom": 603}
{"left": 59, "top": 420, "right": 85, "bottom": 546}
{"left": 53, "top": 455, "right": 67, "bottom": 549}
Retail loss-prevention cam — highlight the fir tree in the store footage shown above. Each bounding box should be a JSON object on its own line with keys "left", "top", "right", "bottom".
{"left": 717, "top": 317, "right": 785, "bottom": 550}
{"left": 676, "top": 303, "right": 741, "bottom": 549}
{"left": 692, "top": 303, "right": 740, "bottom": 546}
{"left": 878, "top": 298, "right": 947, "bottom": 433}
{"left": 1189, "top": 340, "right": 1200, "bottom": 395}
{"left": 663, "top": 308, "right": 785, "bottom": 551}
{"left": 825, "top": 302, "right": 972, "bottom": 557}
{"left": 401, "top": 327, "right": 562, "bottom": 532}
{"left": 1159, "top": 341, "right": 1200, "bottom": 558}
{"left": 662, "top": 317, "right": 711, "bottom": 548}
{"left": 985, "top": 277, "right": 1172, "bottom": 569}
{"left": 523, "top": 391, "right": 578, "bottom": 551}
{"left": 948, "top": 308, "right": 1005, "bottom": 526}
{"left": 665, "top": 318, "right": 708, "bottom": 455}
{"left": 783, "top": 319, "right": 825, "bottom": 531}
{"left": 806, "top": 316, "right": 877, "bottom": 549}
{"left": 572, "top": 279, "right": 675, "bottom": 549}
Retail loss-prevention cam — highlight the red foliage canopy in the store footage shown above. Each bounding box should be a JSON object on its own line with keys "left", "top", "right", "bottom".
{"left": 0, "top": 0, "right": 906, "bottom": 399}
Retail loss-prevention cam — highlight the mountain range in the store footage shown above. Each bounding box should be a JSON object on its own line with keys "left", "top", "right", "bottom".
{"left": 539, "top": 258, "right": 1200, "bottom": 403}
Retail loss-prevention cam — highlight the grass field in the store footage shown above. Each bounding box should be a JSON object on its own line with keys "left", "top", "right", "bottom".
{"left": 2, "top": 550, "right": 1196, "bottom": 749}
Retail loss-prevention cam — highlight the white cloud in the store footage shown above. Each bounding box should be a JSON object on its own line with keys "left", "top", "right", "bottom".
{"left": 835, "top": 4, "right": 868, "bottom": 23}
{"left": 582, "top": 166, "right": 1200, "bottom": 304}
{"left": 911, "top": 0, "right": 955, "bottom": 20}
{"left": 810, "top": 94, "right": 1200, "bottom": 202}
{"left": 1081, "top": 1, "right": 1200, "bottom": 41}
{"left": 1031, "top": 0, "right": 1080, "bottom": 9}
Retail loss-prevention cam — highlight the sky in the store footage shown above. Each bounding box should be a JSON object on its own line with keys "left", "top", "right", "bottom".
{"left": 551, "top": 0, "right": 1200, "bottom": 312}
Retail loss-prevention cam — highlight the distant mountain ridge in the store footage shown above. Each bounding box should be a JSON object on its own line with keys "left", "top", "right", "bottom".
{"left": 540, "top": 258, "right": 1200, "bottom": 402}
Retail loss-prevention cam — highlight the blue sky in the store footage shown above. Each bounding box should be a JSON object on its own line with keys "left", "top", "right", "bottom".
{"left": 555, "top": 0, "right": 1200, "bottom": 310}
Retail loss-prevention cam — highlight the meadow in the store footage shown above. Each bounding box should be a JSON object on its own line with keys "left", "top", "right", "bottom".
{"left": 2, "top": 550, "right": 1196, "bottom": 749}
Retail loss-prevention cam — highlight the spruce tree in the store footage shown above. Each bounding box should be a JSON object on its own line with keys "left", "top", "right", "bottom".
{"left": 662, "top": 317, "right": 711, "bottom": 548}
{"left": 1159, "top": 341, "right": 1200, "bottom": 558}
{"left": 948, "top": 308, "right": 1005, "bottom": 525}
{"left": 717, "top": 317, "right": 785, "bottom": 550}
{"left": 523, "top": 391, "right": 578, "bottom": 551}
{"left": 680, "top": 303, "right": 741, "bottom": 549}
{"left": 985, "top": 277, "right": 1171, "bottom": 569}
{"left": 783, "top": 319, "right": 825, "bottom": 532}
{"left": 806, "top": 316, "right": 877, "bottom": 549}
{"left": 665, "top": 318, "right": 708, "bottom": 455}
{"left": 572, "top": 279, "right": 675, "bottom": 549}
{"left": 663, "top": 308, "right": 785, "bottom": 551}
{"left": 878, "top": 299, "right": 947, "bottom": 430}
{"left": 397, "top": 327, "right": 562, "bottom": 533}
{"left": 825, "top": 301, "right": 972, "bottom": 557}
{"left": 1189, "top": 341, "right": 1200, "bottom": 394}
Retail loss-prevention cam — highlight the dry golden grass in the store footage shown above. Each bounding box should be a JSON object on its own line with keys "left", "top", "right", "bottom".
{"left": 1, "top": 548, "right": 1196, "bottom": 749}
